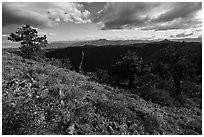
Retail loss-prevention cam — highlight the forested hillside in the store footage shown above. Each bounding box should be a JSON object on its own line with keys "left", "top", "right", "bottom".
{"left": 46, "top": 41, "right": 201, "bottom": 72}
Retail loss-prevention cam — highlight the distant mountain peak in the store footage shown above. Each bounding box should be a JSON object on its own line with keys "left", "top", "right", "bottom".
{"left": 95, "top": 39, "right": 109, "bottom": 41}
{"left": 160, "top": 39, "right": 171, "bottom": 43}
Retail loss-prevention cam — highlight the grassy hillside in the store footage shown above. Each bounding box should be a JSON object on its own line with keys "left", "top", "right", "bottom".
{"left": 2, "top": 51, "right": 202, "bottom": 135}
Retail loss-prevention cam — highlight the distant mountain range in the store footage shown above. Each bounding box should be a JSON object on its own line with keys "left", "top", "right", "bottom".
{"left": 46, "top": 39, "right": 154, "bottom": 49}
{"left": 170, "top": 38, "right": 202, "bottom": 43}
{"left": 2, "top": 37, "right": 202, "bottom": 49}
{"left": 46, "top": 38, "right": 202, "bottom": 49}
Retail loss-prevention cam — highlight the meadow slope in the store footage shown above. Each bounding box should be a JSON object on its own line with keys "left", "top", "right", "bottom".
{"left": 2, "top": 51, "right": 202, "bottom": 135}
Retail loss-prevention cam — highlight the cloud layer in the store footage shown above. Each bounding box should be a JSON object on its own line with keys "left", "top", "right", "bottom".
{"left": 2, "top": 2, "right": 91, "bottom": 28}
{"left": 2, "top": 3, "right": 55, "bottom": 28}
{"left": 93, "top": 2, "right": 202, "bottom": 31}
{"left": 3, "top": 2, "right": 201, "bottom": 31}
{"left": 170, "top": 32, "right": 194, "bottom": 38}
{"left": 2, "top": 2, "right": 202, "bottom": 42}
{"left": 47, "top": 3, "right": 91, "bottom": 24}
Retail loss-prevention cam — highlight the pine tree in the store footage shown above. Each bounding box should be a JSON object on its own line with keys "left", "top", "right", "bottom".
{"left": 8, "top": 25, "right": 47, "bottom": 59}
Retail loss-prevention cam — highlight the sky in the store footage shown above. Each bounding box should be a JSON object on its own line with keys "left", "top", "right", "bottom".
{"left": 2, "top": 2, "right": 202, "bottom": 47}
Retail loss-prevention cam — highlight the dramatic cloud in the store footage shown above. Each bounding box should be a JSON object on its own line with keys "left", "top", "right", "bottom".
{"left": 2, "top": 2, "right": 91, "bottom": 28}
{"left": 170, "top": 32, "right": 194, "bottom": 38}
{"left": 38, "top": 32, "right": 56, "bottom": 37}
{"left": 2, "top": 3, "right": 56, "bottom": 28}
{"left": 2, "top": 2, "right": 202, "bottom": 43}
{"left": 47, "top": 3, "right": 91, "bottom": 24}
{"left": 153, "top": 3, "right": 201, "bottom": 22}
{"left": 80, "top": 2, "right": 106, "bottom": 15}
{"left": 142, "top": 18, "right": 201, "bottom": 31}
{"left": 93, "top": 2, "right": 159, "bottom": 30}
{"left": 93, "top": 2, "right": 202, "bottom": 31}
{"left": 198, "top": 35, "right": 202, "bottom": 38}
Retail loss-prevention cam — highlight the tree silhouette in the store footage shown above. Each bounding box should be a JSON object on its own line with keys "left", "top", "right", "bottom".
{"left": 110, "top": 51, "right": 143, "bottom": 87}
{"left": 159, "top": 42, "right": 190, "bottom": 96}
{"left": 8, "top": 25, "right": 47, "bottom": 59}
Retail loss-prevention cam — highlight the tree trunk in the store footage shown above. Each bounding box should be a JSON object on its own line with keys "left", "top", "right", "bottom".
{"left": 79, "top": 51, "right": 84, "bottom": 73}
{"left": 173, "top": 77, "right": 182, "bottom": 96}
{"left": 128, "top": 73, "right": 135, "bottom": 87}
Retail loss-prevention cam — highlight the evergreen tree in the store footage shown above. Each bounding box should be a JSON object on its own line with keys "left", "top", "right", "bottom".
{"left": 159, "top": 42, "right": 190, "bottom": 96}
{"left": 8, "top": 25, "right": 47, "bottom": 59}
{"left": 110, "top": 51, "right": 143, "bottom": 87}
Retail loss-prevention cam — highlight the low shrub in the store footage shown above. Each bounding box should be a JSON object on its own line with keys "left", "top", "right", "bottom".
{"left": 140, "top": 87, "right": 174, "bottom": 106}
{"left": 139, "top": 112, "right": 161, "bottom": 134}
{"left": 61, "top": 58, "right": 72, "bottom": 70}
{"left": 48, "top": 58, "right": 72, "bottom": 70}
{"left": 182, "top": 81, "right": 202, "bottom": 98}
{"left": 186, "top": 119, "right": 202, "bottom": 134}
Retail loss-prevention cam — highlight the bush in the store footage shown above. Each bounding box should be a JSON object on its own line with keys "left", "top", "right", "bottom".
{"left": 182, "top": 81, "right": 202, "bottom": 98}
{"left": 140, "top": 87, "right": 174, "bottom": 106}
{"left": 48, "top": 58, "right": 72, "bottom": 70}
{"left": 61, "top": 58, "right": 72, "bottom": 70}
{"left": 2, "top": 100, "right": 36, "bottom": 134}
{"left": 96, "top": 69, "right": 110, "bottom": 81}
{"left": 186, "top": 119, "right": 202, "bottom": 134}
{"left": 137, "top": 111, "right": 161, "bottom": 134}
{"left": 110, "top": 51, "right": 143, "bottom": 87}
{"left": 49, "top": 58, "right": 62, "bottom": 68}
{"left": 86, "top": 72, "right": 98, "bottom": 81}
{"left": 19, "top": 44, "right": 46, "bottom": 60}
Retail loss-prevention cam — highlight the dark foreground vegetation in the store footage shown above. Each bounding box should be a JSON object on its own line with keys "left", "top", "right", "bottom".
{"left": 2, "top": 25, "right": 202, "bottom": 135}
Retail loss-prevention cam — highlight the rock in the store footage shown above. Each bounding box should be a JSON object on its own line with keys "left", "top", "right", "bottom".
{"left": 68, "top": 124, "right": 75, "bottom": 135}
{"left": 107, "top": 126, "right": 114, "bottom": 134}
